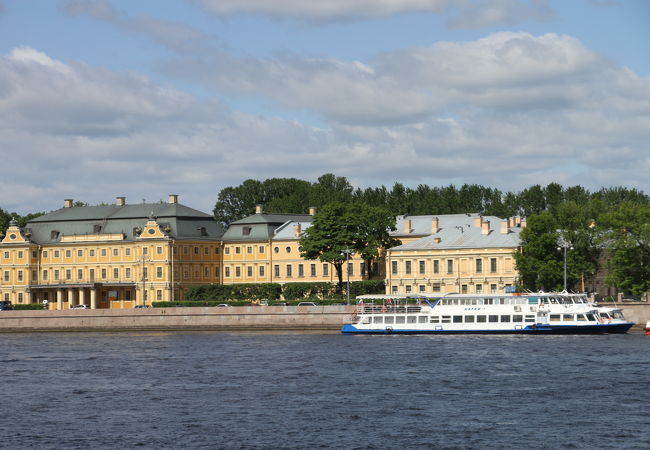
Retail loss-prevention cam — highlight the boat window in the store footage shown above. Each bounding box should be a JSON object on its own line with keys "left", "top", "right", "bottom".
{"left": 549, "top": 298, "right": 557, "bottom": 304}
{"left": 476, "top": 315, "right": 487, "bottom": 323}
{"left": 613, "top": 311, "right": 624, "bottom": 319}
{"left": 465, "top": 315, "right": 475, "bottom": 323}
{"left": 513, "top": 315, "right": 523, "bottom": 322}
{"left": 525, "top": 315, "right": 535, "bottom": 322}
{"left": 600, "top": 312, "right": 611, "bottom": 319}
{"left": 484, "top": 298, "right": 493, "bottom": 305}
{"left": 418, "top": 316, "right": 427, "bottom": 324}
{"left": 453, "top": 315, "right": 462, "bottom": 323}
{"left": 563, "top": 314, "right": 573, "bottom": 321}
{"left": 550, "top": 314, "right": 561, "bottom": 322}
{"left": 396, "top": 316, "right": 406, "bottom": 324}
{"left": 430, "top": 316, "right": 440, "bottom": 323}
{"left": 500, "top": 315, "right": 511, "bottom": 322}
{"left": 373, "top": 316, "right": 383, "bottom": 324}
{"left": 407, "top": 316, "right": 416, "bottom": 324}
{"left": 489, "top": 315, "right": 499, "bottom": 323}
{"left": 441, "top": 316, "right": 451, "bottom": 323}
{"left": 471, "top": 299, "right": 478, "bottom": 305}
{"left": 362, "top": 317, "right": 371, "bottom": 324}
{"left": 577, "top": 314, "right": 587, "bottom": 321}
{"left": 385, "top": 316, "right": 394, "bottom": 324}
{"left": 586, "top": 313, "right": 596, "bottom": 322}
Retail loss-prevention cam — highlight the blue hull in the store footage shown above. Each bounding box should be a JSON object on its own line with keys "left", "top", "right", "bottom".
{"left": 341, "top": 322, "right": 634, "bottom": 335}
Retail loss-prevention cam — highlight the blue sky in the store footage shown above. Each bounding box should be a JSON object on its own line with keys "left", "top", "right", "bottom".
{"left": 0, "top": 0, "right": 648, "bottom": 214}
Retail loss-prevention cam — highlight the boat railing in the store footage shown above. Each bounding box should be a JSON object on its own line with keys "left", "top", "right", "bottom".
{"left": 356, "top": 304, "right": 422, "bottom": 314}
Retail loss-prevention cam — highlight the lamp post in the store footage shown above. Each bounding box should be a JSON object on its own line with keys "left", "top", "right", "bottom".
{"left": 138, "top": 255, "right": 151, "bottom": 306}
{"left": 341, "top": 249, "right": 353, "bottom": 305}
{"left": 557, "top": 240, "right": 573, "bottom": 291}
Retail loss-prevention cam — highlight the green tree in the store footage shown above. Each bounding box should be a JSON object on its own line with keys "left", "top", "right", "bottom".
{"left": 599, "top": 202, "right": 650, "bottom": 296}
{"left": 299, "top": 202, "right": 358, "bottom": 289}
{"left": 514, "top": 211, "right": 564, "bottom": 291}
{"left": 353, "top": 204, "right": 401, "bottom": 278}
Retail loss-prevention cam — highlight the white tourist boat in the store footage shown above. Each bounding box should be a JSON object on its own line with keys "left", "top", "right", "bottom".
{"left": 341, "top": 292, "right": 634, "bottom": 335}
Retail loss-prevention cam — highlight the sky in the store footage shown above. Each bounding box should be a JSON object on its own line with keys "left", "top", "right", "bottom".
{"left": 0, "top": 0, "right": 649, "bottom": 215}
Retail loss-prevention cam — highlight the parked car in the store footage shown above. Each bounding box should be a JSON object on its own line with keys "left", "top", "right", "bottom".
{"left": 134, "top": 305, "right": 150, "bottom": 309}
{"left": 272, "top": 302, "right": 289, "bottom": 306}
{"left": 216, "top": 304, "right": 231, "bottom": 307}
{"left": 0, "top": 300, "right": 12, "bottom": 310}
{"left": 71, "top": 304, "right": 88, "bottom": 309}
{"left": 297, "top": 302, "right": 318, "bottom": 307}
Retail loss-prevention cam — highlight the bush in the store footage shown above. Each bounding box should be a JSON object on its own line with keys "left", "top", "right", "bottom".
{"left": 184, "top": 283, "right": 282, "bottom": 301}
{"left": 12, "top": 303, "right": 45, "bottom": 310}
{"left": 282, "top": 282, "right": 337, "bottom": 300}
{"left": 348, "top": 280, "right": 385, "bottom": 297}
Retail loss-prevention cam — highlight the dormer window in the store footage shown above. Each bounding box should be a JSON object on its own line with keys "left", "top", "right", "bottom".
{"left": 242, "top": 226, "right": 252, "bottom": 236}
{"left": 51, "top": 230, "right": 60, "bottom": 240}
{"left": 200, "top": 227, "right": 208, "bottom": 236}
{"left": 93, "top": 225, "right": 102, "bottom": 233}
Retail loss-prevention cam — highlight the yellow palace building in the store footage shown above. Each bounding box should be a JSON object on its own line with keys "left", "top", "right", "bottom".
{"left": 0, "top": 195, "right": 223, "bottom": 309}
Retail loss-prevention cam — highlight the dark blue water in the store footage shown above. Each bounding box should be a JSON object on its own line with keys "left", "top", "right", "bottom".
{"left": 1, "top": 331, "right": 649, "bottom": 449}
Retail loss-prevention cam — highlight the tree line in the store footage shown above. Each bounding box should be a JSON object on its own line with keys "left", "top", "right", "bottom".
{"left": 215, "top": 174, "right": 649, "bottom": 296}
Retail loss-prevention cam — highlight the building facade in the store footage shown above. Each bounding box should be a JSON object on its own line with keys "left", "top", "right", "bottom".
{"left": 0, "top": 196, "right": 223, "bottom": 309}
{"left": 386, "top": 214, "right": 524, "bottom": 295}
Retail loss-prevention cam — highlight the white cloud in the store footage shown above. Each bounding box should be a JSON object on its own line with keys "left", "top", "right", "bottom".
{"left": 1, "top": 43, "right": 648, "bottom": 217}
{"left": 193, "top": 0, "right": 552, "bottom": 27}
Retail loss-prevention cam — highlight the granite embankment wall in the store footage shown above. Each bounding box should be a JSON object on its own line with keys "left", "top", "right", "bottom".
{"left": 0, "top": 305, "right": 356, "bottom": 332}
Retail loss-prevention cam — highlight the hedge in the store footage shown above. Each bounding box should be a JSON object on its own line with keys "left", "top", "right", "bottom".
{"left": 185, "top": 283, "right": 282, "bottom": 301}
{"left": 11, "top": 303, "right": 45, "bottom": 310}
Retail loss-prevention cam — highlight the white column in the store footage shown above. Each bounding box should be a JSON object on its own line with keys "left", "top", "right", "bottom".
{"left": 57, "top": 289, "right": 63, "bottom": 310}
{"left": 90, "top": 289, "right": 97, "bottom": 310}
{"left": 67, "top": 289, "right": 75, "bottom": 309}
{"left": 78, "top": 289, "right": 85, "bottom": 307}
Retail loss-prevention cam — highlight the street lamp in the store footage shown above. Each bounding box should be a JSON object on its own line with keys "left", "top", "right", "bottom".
{"left": 341, "top": 249, "right": 353, "bottom": 305}
{"left": 557, "top": 240, "right": 573, "bottom": 291}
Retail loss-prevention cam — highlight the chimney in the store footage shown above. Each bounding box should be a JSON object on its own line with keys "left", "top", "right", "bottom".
{"left": 63, "top": 199, "right": 73, "bottom": 208}
{"left": 431, "top": 217, "right": 439, "bottom": 234}
{"left": 116, "top": 196, "right": 126, "bottom": 206}
{"left": 433, "top": 237, "right": 442, "bottom": 244}
{"left": 168, "top": 194, "right": 178, "bottom": 204}
{"left": 308, "top": 206, "right": 317, "bottom": 216}
{"left": 481, "top": 220, "right": 490, "bottom": 235}
{"left": 500, "top": 219, "right": 509, "bottom": 234}
{"left": 293, "top": 223, "right": 302, "bottom": 238}
{"left": 404, "top": 219, "right": 412, "bottom": 234}
{"left": 520, "top": 218, "right": 527, "bottom": 228}
{"left": 473, "top": 216, "right": 482, "bottom": 228}
{"left": 255, "top": 204, "right": 264, "bottom": 214}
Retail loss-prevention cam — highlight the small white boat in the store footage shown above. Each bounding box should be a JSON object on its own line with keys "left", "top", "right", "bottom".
{"left": 341, "top": 292, "right": 634, "bottom": 335}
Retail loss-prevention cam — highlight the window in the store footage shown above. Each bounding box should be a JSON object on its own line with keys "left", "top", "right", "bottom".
{"left": 286, "top": 264, "right": 292, "bottom": 277}
{"left": 274, "top": 247, "right": 279, "bottom": 254}
{"left": 259, "top": 246, "right": 265, "bottom": 253}
{"left": 54, "top": 270, "right": 60, "bottom": 280}
{"left": 3, "top": 271, "right": 8, "bottom": 282}
{"left": 491, "top": 284, "right": 497, "bottom": 294}
{"left": 447, "top": 259, "right": 453, "bottom": 274}
{"left": 489, "top": 315, "right": 499, "bottom": 323}
{"left": 205, "top": 267, "right": 209, "bottom": 277}
{"left": 242, "top": 226, "right": 252, "bottom": 236}
{"left": 143, "top": 267, "right": 148, "bottom": 280}
{"left": 65, "top": 250, "right": 71, "bottom": 258}
{"left": 112, "top": 268, "right": 118, "bottom": 279}
{"left": 285, "top": 246, "right": 291, "bottom": 253}
{"left": 43, "top": 251, "right": 48, "bottom": 258}
{"left": 157, "top": 267, "right": 163, "bottom": 278}
{"left": 360, "top": 262, "right": 366, "bottom": 276}
{"left": 125, "top": 248, "right": 131, "bottom": 256}
{"left": 101, "top": 269, "right": 107, "bottom": 279}
{"left": 500, "top": 315, "right": 511, "bottom": 322}
{"left": 18, "top": 293, "right": 23, "bottom": 303}
{"left": 391, "top": 286, "right": 398, "bottom": 294}
{"left": 195, "top": 246, "right": 200, "bottom": 255}
{"left": 310, "top": 264, "right": 316, "bottom": 277}
{"left": 391, "top": 261, "right": 398, "bottom": 275}
{"left": 224, "top": 247, "right": 230, "bottom": 255}
{"left": 405, "top": 260, "right": 411, "bottom": 274}
{"left": 513, "top": 315, "right": 523, "bottom": 322}
{"left": 78, "top": 269, "right": 83, "bottom": 280}
{"left": 274, "top": 265, "right": 280, "bottom": 277}
{"left": 419, "top": 260, "right": 425, "bottom": 274}
{"left": 43, "top": 270, "right": 48, "bottom": 281}
{"left": 113, "top": 248, "right": 119, "bottom": 256}
{"left": 126, "top": 268, "right": 131, "bottom": 279}
{"left": 204, "top": 247, "right": 209, "bottom": 255}
{"left": 216, "top": 266, "right": 220, "bottom": 277}
{"left": 490, "top": 258, "right": 497, "bottom": 273}
{"left": 90, "top": 249, "right": 95, "bottom": 257}
{"left": 419, "top": 285, "right": 426, "bottom": 293}
{"left": 78, "top": 250, "right": 83, "bottom": 257}
{"left": 298, "top": 264, "right": 304, "bottom": 277}
{"left": 461, "top": 284, "right": 467, "bottom": 294}
{"left": 157, "top": 290, "right": 162, "bottom": 301}
{"left": 550, "top": 314, "right": 561, "bottom": 322}
{"left": 247, "top": 266, "right": 253, "bottom": 277}
{"left": 157, "top": 246, "right": 163, "bottom": 255}
{"left": 476, "top": 259, "right": 482, "bottom": 273}
{"left": 215, "top": 247, "right": 220, "bottom": 254}
{"left": 563, "top": 314, "right": 573, "bottom": 321}
{"left": 55, "top": 250, "right": 60, "bottom": 258}
{"left": 235, "top": 267, "right": 241, "bottom": 277}
{"left": 143, "top": 248, "right": 148, "bottom": 255}
{"left": 432, "top": 283, "right": 441, "bottom": 292}
{"left": 453, "top": 316, "right": 463, "bottom": 323}
{"left": 89, "top": 269, "right": 94, "bottom": 280}
{"left": 125, "top": 290, "right": 131, "bottom": 301}
{"left": 476, "top": 284, "right": 482, "bottom": 294}
{"left": 4, "top": 293, "right": 8, "bottom": 302}
{"left": 405, "top": 285, "right": 411, "bottom": 293}
{"left": 3, "top": 251, "right": 8, "bottom": 259}
{"left": 225, "top": 267, "right": 231, "bottom": 277}
{"left": 234, "top": 247, "right": 240, "bottom": 254}
{"left": 348, "top": 263, "right": 353, "bottom": 276}
{"left": 247, "top": 246, "right": 253, "bottom": 254}
{"left": 65, "top": 270, "right": 70, "bottom": 280}
{"left": 323, "top": 264, "right": 328, "bottom": 276}
{"left": 259, "top": 266, "right": 265, "bottom": 277}
{"left": 465, "top": 315, "right": 475, "bottom": 323}
{"left": 101, "top": 249, "right": 106, "bottom": 257}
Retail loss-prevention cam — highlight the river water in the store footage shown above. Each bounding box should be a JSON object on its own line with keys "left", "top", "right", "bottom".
{"left": 1, "top": 331, "right": 649, "bottom": 449}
